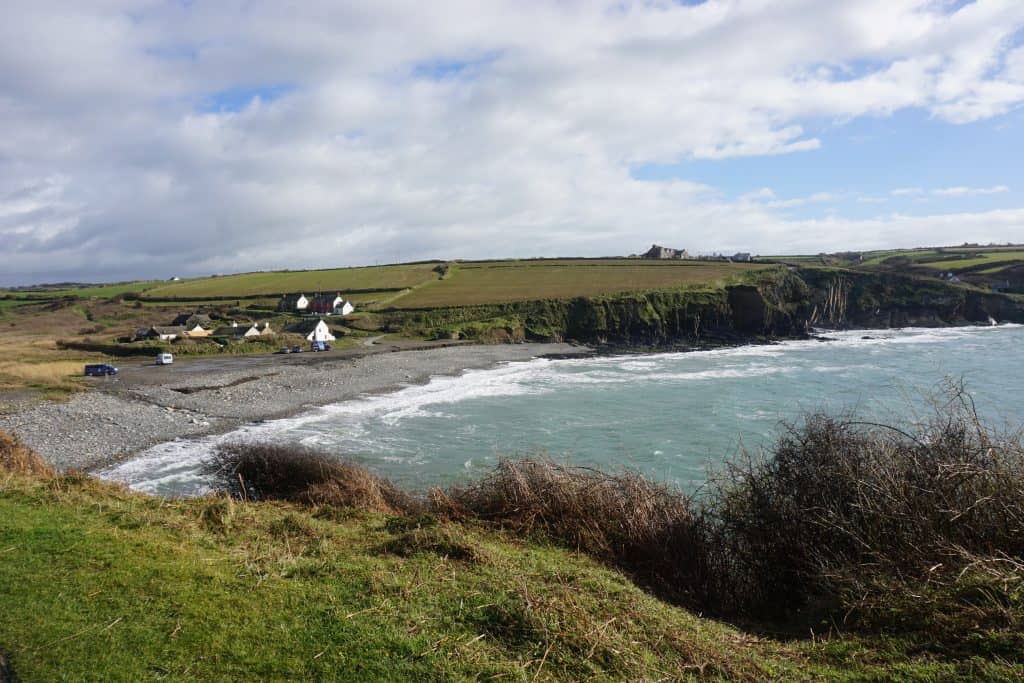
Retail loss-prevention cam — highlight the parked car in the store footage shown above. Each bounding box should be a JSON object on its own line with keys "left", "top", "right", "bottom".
{"left": 310, "top": 341, "right": 331, "bottom": 352}
{"left": 156, "top": 352, "right": 174, "bottom": 365}
{"left": 84, "top": 363, "right": 118, "bottom": 377}
{"left": 291, "top": 345, "right": 303, "bottom": 353}
{"left": 276, "top": 347, "right": 291, "bottom": 354}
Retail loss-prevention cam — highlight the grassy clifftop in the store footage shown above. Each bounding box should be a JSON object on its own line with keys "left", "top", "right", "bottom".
{"left": 1, "top": 472, "right": 1015, "bottom": 682}
{"left": 3, "top": 400, "right": 1024, "bottom": 681}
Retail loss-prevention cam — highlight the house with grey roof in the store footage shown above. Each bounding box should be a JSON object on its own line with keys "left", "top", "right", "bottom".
{"left": 277, "top": 294, "right": 309, "bottom": 312}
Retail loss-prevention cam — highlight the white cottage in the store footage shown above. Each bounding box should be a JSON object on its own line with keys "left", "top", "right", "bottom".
{"left": 288, "top": 318, "right": 336, "bottom": 342}
{"left": 147, "top": 326, "right": 186, "bottom": 341}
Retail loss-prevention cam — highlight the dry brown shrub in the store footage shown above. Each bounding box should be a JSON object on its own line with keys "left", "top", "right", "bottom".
{"left": 701, "top": 383, "right": 1024, "bottom": 630}
{"left": 0, "top": 429, "right": 53, "bottom": 477}
{"left": 206, "top": 443, "right": 415, "bottom": 515}
{"left": 445, "top": 458, "right": 698, "bottom": 585}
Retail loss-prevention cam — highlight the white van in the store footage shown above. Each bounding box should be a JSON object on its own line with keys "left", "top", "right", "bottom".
{"left": 156, "top": 352, "right": 174, "bottom": 365}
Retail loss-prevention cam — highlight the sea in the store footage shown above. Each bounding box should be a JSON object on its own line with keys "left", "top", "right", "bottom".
{"left": 100, "top": 325, "right": 1024, "bottom": 496}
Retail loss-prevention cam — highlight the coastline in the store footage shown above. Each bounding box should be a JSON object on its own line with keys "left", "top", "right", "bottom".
{"left": 5, "top": 321, "right": 1019, "bottom": 475}
{"left": 0, "top": 342, "right": 584, "bottom": 472}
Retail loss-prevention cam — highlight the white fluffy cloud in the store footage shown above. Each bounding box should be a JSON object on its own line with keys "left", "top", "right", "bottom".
{"left": 2, "top": 0, "right": 1024, "bottom": 283}
{"left": 892, "top": 185, "right": 1010, "bottom": 197}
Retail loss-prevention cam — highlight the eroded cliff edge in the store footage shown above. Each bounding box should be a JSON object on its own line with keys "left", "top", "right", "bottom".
{"left": 386, "top": 267, "right": 1024, "bottom": 348}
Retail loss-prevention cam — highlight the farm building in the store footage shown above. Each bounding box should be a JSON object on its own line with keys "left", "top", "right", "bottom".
{"left": 171, "top": 313, "right": 214, "bottom": 329}
{"left": 308, "top": 293, "right": 355, "bottom": 316}
{"left": 212, "top": 322, "right": 272, "bottom": 339}
{"left": 181, "top": 324, "right": 212, "bottom": 337}
{"left": 642, "top": 244, "right": 690, "bottom": 259}
{"left": 277, "top": 294, "right": 309, "bottom": 312}
{"left": 287, "top": 318, "right": 336, "bottom": 342}
{"left": 137, "top": 326, "right": 187, "bottom": 341}
{"left": 731, "top": 253, "right": 753, "bottom": 262}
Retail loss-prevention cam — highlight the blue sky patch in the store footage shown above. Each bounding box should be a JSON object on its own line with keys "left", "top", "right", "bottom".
{"left": 200, "top": 84, "right": 296, "bottom": 113}
{"left": 631, "top": 108, "right": 1023, "bottom": 221}
{"left": 411, "top": 51, "right": 501, "bottom": 81}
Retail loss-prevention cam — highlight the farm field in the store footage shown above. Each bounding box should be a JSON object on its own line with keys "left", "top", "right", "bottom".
{"left": 390, "top": 259, "right": 770, "bottom": 308}
{"left": 3, "top": 281, "right": 161, "bottom": 299}
{"left": 143, "top": 263, "right": 442, "bottom": 298}
{"left": 919, "top": 251, "right": 1024, "bottom": 271}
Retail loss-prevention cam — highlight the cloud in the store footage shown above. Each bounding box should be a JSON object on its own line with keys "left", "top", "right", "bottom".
{"left": 2, "top": 0, "right": 1024, "bottom": 283}
{"left": 891, "top": 184, "right": 1010, "bottom": 198}
{"left": 741, "top": 189, "right": 839, "bottom": 209}
{"left": 932, "top": 184, "right": 1010, "bottom": 196}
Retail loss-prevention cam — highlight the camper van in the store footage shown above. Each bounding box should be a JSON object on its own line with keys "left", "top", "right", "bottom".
{"left": 156, "top": 352, "right": 174, "bottom": 366}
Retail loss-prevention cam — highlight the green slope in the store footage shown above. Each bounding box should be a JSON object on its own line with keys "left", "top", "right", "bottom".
{"left": 1, "top": 473, "right": 1018, "bottom": 681}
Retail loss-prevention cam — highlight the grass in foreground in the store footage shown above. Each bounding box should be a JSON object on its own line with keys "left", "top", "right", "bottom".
{"left": 0, "top": 458, "right": 778, "bottom": 681}
{"left": 3, "top": 387, "right": 1023, "bottom": 681}
{"left": 0, "top": 461, "right": 1012, "bottom": 681}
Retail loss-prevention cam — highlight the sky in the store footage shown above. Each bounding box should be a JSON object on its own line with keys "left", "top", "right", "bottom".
{"left": 2, "top": 0, "right": 1024, "bottom": 285}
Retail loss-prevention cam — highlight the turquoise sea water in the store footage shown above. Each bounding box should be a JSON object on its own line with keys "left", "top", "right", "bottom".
{"left": 102, "top": 325, "right": 1024, "bottom": 496}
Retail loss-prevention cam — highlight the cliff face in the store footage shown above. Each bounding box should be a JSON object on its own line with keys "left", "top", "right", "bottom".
{"left": 796, "top": 268, "right": 1024, "bottom": 329}
{"left": 388, "top": 267, "right": 1024, "bottom": 348}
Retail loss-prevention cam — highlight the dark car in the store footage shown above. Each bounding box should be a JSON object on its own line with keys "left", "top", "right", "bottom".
{"left": 291, "top": 345, "right": 303, "bottom": 353}
{"left": 310, "top": 341, "right": 331, "bottom": 352}
{"left": 84, "top": 363, "right": 118, "bottom": 377}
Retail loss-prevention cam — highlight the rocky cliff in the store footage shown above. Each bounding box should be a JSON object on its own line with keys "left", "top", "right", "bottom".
{"left": 388, "top": 267, "right": 1024, "bottom": 348}
{"left": 797, "top": 267, "right": 1024, "bottom": 329}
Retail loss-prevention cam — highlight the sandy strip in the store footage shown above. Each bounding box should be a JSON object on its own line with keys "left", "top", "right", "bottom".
{"left": 0, "top": 343, "right": 584, "bottom": 472}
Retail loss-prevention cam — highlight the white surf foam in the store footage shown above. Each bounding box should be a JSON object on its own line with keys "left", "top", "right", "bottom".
{"left": 99, "top": 324, "right": 1024, "bottom": 495}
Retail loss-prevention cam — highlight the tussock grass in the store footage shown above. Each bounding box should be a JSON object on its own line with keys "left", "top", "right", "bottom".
{"left": 438, "top": 458, "right": 697, "bottom": 585}
{"left": 696, "top": 386, "right": 1024, "bottom": 649}
{"left": 0, "top": 429, "right": 53, "bottom": 477}
{"left": 380, "top": 525, "right": 485, "bottom": 563}
{"left": 206, "top": 442, "right": 416, "bottom": 514}
{"left": 705, "top": 414, "right": 1024, "bottom": 604}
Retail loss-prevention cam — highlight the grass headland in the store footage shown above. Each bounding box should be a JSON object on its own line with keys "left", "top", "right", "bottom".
{"left": 1, "top": 387, "right": 1023, "bottom": 680}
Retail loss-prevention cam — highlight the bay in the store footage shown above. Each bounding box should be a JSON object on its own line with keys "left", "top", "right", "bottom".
{"left": 101, "top": 325, "right": 1024, "bottom": 496}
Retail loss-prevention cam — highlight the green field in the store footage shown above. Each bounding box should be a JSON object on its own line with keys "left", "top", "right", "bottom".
{"left": 757, "top": 254, "right": 824, "bottom": 264}
{"left": 1, "top": 471, "right": 1013, "bottom": 681}
{"left": 390, "top": 260, "right": 769, "bottom": 308}
{"left": 920, "top": 251, "right": 1024, "bottom": 271}
{"left": 856, "top": 247, "right": 1024, "bottom": 271}
{"left": 2, "top": 281, "right": 160, "bottom": 299}
{"left": 144, "top": 264, "right": 443, "bottom": 298}
{"left": 0, "top": 299, "right": 33, "bottom": 314}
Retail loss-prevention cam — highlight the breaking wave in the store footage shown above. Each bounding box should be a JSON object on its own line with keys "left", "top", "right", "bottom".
{"left": 100, "top": 324, "right": 1024, "bottom": 495}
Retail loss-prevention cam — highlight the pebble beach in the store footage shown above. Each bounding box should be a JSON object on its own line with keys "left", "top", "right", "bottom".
{"left": 0, "top": 343, "right": 581, "bottom": 471}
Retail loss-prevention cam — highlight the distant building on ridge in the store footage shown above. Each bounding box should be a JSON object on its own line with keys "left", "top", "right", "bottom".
{"left": 642, "top": 244, "right": 690, "bottom": 259}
